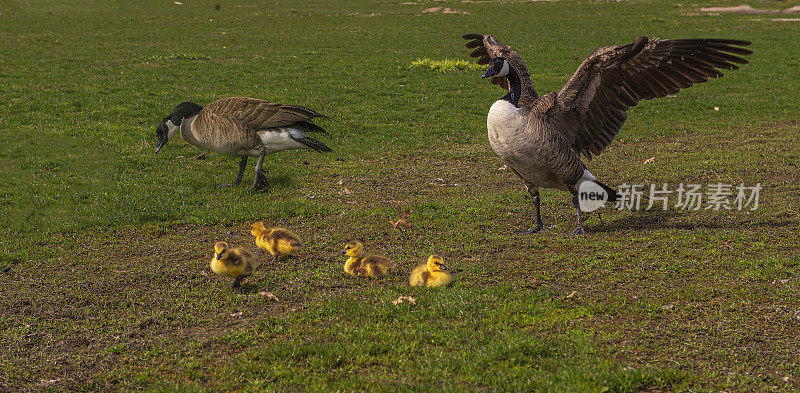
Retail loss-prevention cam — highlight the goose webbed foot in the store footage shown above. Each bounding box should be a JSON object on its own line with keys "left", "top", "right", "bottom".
{"left": 249, "top": 171, "right": 269, "bottom": 192}
{"left": 570, "top": 226, "right": 586, "bottom": 236}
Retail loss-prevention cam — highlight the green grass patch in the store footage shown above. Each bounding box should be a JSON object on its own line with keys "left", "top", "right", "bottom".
{"left": 148, "top": 53, "right": 212, "bottom": 61}
{"left": 1, "top": 0, "right": 799, "bottom": 391}
{"left": 409, "top": 58, "right": 484, "bottom": 73}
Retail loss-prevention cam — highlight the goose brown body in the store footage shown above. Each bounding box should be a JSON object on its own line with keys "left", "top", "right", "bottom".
{"left": 486, "top": 100, "right": 585, "bottom": 191}
{"left": 462, "top": 33, "right": 752, "bottom": 234}
{"left": 182, "top": 97, "right": 331, "bottom": 156}
{"left": 156, "top": 97, "right": 332, "bottom": 190}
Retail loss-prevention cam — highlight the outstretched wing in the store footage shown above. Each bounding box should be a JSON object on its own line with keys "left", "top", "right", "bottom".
{"left": 200, "top": 97, "right": 329, "bottom": 134}
{"left": 549, "top": 36, "right": 751, "bottom": 160}
{"left": 462, "top": 33, "right": 538, "bottom": 106}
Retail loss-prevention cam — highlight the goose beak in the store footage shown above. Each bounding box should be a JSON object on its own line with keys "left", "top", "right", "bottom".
{"left": 155, "top": 140, "right": 166, "bottom": 154}
{"left": 481, "top": 69, "right": 495, "bottom": 79}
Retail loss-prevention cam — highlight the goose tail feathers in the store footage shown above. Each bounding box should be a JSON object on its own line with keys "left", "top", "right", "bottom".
{"left": 592, "top": 180, "right": 619, "bottom": 203}
{"left": 291, "top": 135, "right": 333, "bottom": 153}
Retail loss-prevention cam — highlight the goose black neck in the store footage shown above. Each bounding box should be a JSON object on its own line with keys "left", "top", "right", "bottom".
{"left": 171, "top": 102, "right": 203, "bottom": 125}
{"left": 501, "top": 66, "right": 522, "bottom": 107}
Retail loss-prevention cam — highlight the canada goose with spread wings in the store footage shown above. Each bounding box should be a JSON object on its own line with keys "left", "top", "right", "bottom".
{"left": 462, "top": 34, "right": 751, "bottom": 234}
{"left": 155, "top": 97, "right": 332, "bottom": 191}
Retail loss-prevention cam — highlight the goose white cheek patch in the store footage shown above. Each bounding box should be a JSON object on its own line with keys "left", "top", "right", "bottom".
{"left": 166, "top": 120, "right": 180, "bottom": 140}
{"left": 498, "top": 60, "right": 510, "bottom": 77}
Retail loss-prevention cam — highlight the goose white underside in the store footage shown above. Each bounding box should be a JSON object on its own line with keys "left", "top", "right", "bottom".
{"left": 574, "top": 169, "right": 596, "bottom": 189}
{"left": 486, "top": 99, "right": 528, "bottom": 150}
{"left": 258, "top": 127, "right": 311, "bottom": 154}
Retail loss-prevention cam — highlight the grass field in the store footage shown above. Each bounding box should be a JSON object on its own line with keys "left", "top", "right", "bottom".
{"left": 2, "top": 0, "right": 800, "bottom": 391}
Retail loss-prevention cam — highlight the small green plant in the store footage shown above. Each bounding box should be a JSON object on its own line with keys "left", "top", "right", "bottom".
{"left": 148, "top": 53, "right": 211, "bottom": 61}
{"left": 409, "top": 58, "right": 483, "bottom": 73}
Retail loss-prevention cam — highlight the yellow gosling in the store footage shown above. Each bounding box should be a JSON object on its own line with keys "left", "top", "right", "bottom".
{"left": 342, "top": 241, "right": 395, "bottom": 278}
{"left": 410, "top": 255, "right": 453, "bottom": 287}
{"left": 210, "top": 242, "right": 260, "bottom": 290}
{"left": 251, "top": 222, "right": 302, "bottom": 263}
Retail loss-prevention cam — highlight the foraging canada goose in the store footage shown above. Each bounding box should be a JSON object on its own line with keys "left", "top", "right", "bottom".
{"left": 155, "top": 97, "right": 332, "bottom": 191}
{"left": 462, "top": 34, "right": 751, "bottom": 234}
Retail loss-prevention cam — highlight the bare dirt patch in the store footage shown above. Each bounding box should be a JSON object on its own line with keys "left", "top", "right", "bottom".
{"left": 421, "top": 7, "right": 470, "bottom": 15}
{"left": 699, "top": 4, "right": 800, "bottom": 14}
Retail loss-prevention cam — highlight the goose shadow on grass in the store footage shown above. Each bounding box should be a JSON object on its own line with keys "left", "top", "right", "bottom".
{"left": 586, "top": 210, "right": 797, "bottom": 233}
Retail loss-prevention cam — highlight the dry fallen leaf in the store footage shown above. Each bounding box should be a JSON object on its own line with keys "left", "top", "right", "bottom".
{"left": 259, "top": 292, "right": 280, "bottom": 301}
{"left": 643, "top": 156, "right": 655, "bottom": 164}
{"left": 391, "top": 295, "right": 417, "bottom": 305}
{"left": 566, "top": 291, "right": 577, "bottom": 299}
{"left": 230, "top": 312, "right": 243, "bottom": 317}
{"left": 389, "top": 201, "right": 413, "bottom": 230}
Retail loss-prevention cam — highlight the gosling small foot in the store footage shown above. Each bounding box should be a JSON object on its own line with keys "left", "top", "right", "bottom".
{"left": 232, "top": 274, "right": 250, "bottom": 291}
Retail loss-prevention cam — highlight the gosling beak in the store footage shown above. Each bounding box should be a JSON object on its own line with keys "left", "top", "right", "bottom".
{"left": 155, "top": 140, "right": 166, "bottom": 154}
{"left": 216, "top": 253, "right": 222, "bottom": 260}
{"left": 440, "top": 265, "right": 448, "bottom": 271}
{"left": 341, "top": 250, "right": 347, "bottom": 255}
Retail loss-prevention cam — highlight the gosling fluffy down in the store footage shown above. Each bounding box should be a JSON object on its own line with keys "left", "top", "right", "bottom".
{"left": 410, "top": 255, "right": 453, "bottom": 287}
{"left": 251, "top": 222, "right": 302, "bottom": 263}
{"left": 342, "top": 241, "right": 395, "bottom": 278}
{"left": 210, "top": 241, "right": 260, "bottom": 290}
